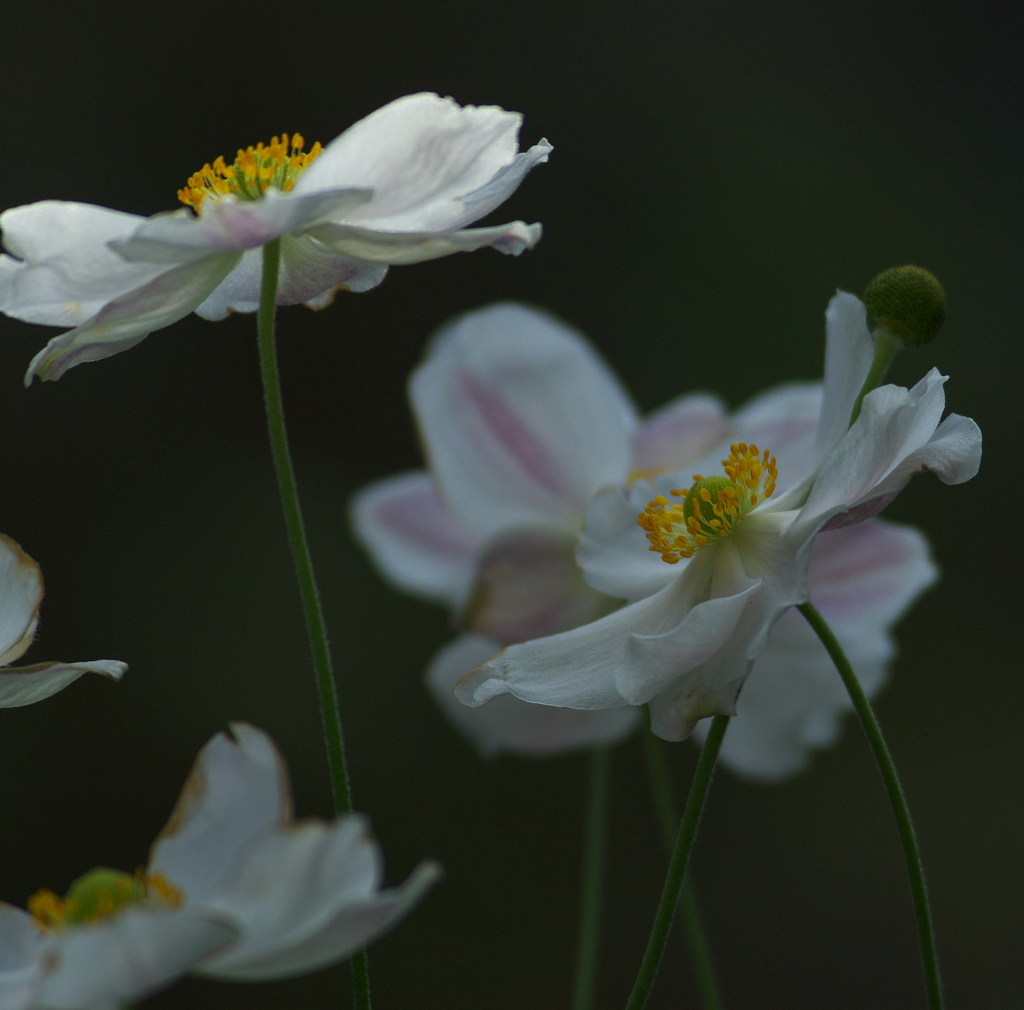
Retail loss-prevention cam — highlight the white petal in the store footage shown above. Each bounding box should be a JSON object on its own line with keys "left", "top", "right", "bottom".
{"left": 294, "top": 93, "right": 549, "bottom": 233}
{"left": 26, "top": 253, "right": 240, "bottom": 383}
{"left": 149, "top": 724, "right": 290, "bottom": 903}
{"left": 461, "top": 528, "right": 616, "bottom": 644}
{"left": 196, "top": 816, "right": 440, "bottom": 980}
{"left": 410, "top": 302, "right": 637, "bottom": 538}
{"left": 428, "top": 633, "right": 640, "bottom": 757}
{"left": 305, "top": 218, "right": 543, "bottom": 264}
{"left": 0, "top": 202, "right": 160, "bottom": 327}
{"left": 36, "top": 907, "right": 234, "bottom": 1010}
{"left": 350, "top": 471, "right": 480, "bottom": 608}
{"left": 0, "top": 660, "right": 125, "bottom": 709}
{"left": 0, "top": 535, "right": 42, "bottom": 665}
{"left": 0, "top": 904, "right": 45, "bottom": 1010}
{"left": 195, "top": 235, "right": 388, "bottom": 321}
{"left": 630, "top": 393, "right": 729, "bottom": 474}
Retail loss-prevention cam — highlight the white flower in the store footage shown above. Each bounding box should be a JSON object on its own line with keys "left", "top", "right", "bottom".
{"left": 0, "top": 534, "right": 124, "bottom": 708}
{"left": 455, "top": 293, "right": 982, "bottom": 743}
{"left": 0, "top": 724, "right": 439, "bottom": 1010}
{"left": 0, "top": 93, "right": 551, "bottom": 383}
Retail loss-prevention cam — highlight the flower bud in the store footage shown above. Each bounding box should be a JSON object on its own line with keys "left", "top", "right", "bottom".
{"left": 863, "top": 265, "right": 945, "bottom": 346}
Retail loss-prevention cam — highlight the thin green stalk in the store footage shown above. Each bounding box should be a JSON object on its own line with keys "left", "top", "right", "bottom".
{"left": 797, "top": 601, "right": 943, "bottom": 1010}
{"left": 572, "top": 746, "right": 611, "bottom": 1010}
{"left": 850, "top": 326, "right": 901, "bottom": 424}
{"left": 641, "top": 729, "right": 724, "bottom": 1010}
{"left": 625, "top": 715, "right": 728, "bottom": 1010}
{"left": 257, "top": 239, "right": 371, "bottom": 1010}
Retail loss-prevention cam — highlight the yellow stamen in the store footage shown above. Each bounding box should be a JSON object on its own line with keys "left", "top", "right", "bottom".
{"left": 177, "top": 132, "right": 322, "bottom": 212}
{"left": 637, "top": 443, "right": 778, "bottom": 563}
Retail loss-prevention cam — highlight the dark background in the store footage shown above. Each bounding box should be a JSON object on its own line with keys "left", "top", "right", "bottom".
{"left": 1, "top": 2, "right": 1020, "bottom": 1007}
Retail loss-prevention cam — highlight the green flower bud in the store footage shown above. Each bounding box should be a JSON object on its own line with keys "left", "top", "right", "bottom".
{"left": 863, "top": 265, "right": 946, "bottom": 346}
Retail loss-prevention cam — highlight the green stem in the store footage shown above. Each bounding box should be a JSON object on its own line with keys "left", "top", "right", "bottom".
{"left": 641, "top": 728, "right": 724, "bottom": 1010}
{"left": 850, "top": 326, "right": 901, "bottom": 424}
{"left": 257, "top": 239, "right": 371, "bottom": 1010}
{"left": 572, "top": 746, "right": 611, "bottom": 1010}
{"left": 797, "top": 601, "right": 943, "bottom": 1010}
{"left": 625, "top": 715, "right": 728, "bottom": 1010}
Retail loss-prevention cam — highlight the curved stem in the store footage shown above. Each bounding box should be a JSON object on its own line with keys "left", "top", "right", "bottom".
{"left": 641, "top": 729, "right": 724, "bottom": 1010}
{"left": 850, "top": 326, "right": 901, "bottom": 424}
{"left": 797, "top": 601, "right": 943, "bottom": 1010}
{"left": 257, "top": 239, "right": 371, "bottom": 1010}
{"left": 572, "top": 746, "right": 611, "bottom": 1010}
{"left": 625, "top": 715, "right": 728, "bottom": 1010}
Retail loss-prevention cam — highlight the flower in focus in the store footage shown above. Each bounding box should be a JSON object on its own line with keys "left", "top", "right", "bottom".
{"left": 0, "top": 93, "right": 551, "bottom": 383}
{"left": 0, "top": 534, "right": 125, "bottom": 708}
{"left": 455, "top": 293, "right": 982, "bottom": 743}
{"left": 0, "top": 724, "right": 439, "bottom": 1010}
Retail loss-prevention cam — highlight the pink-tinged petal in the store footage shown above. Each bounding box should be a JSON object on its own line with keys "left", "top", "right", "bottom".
{"left": 26, "top": 253, "right": 240, "bottom": 383}
{"left": 0, "top": 535, "right": 42, "bottom": 665}
{"left": 0, "top": 202, "right": 159, "bottom": 327}
{"left": 631, "top": 393, "right": 729, "bottom": 475}
{"left": 813, "top": 291, "right": 875, "bottom": 458}
{"left": 428, "top": 634, "right": 639, "bottom": 757}
{"left": 0, "top": 904, "right": 45, "bottom": 1010}
{"left": 196, "top": 817, "right": 440, "bottom": 980}
{"left": 294, "top": 93, "right": 548, "bottom": 233}
{"left": 410, "top": 303, "right": 637, "bottom": 538}
{"left": 461, "top": 528, "right": 616, "bottom": 644}
{"left": 195, "top": 236, "right": 388, "bottom": 321}
{"left": 36, "top": 907, "right": 234, "bottom": 1010}
{"left": 350, "top": 471, "right": 480, "bottom": 608}
{"left": 149, "top": 724, "right": 290, "bottom": 903}
{"left": 0, "top": 660, "right": 125, "bottom": 709}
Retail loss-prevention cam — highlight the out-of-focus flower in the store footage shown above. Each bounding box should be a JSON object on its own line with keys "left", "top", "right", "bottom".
{"left": 456, "top": 293, "right": 982, "bottom": 743}
{"left": 0, "top": 534, "right": 124, "bottom": 708}
{"left": 0, "top": 724, "right": 439, "bottom": 1010}
{"left": 0, "top": 94, "right": 551, "bottom": 382}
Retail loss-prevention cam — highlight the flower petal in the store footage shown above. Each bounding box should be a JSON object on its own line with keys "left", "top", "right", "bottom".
{"left": 410, "top": 302, "right": 638, "bottom": 538}
{"left": 630, "top": 393, "right": 728, "bottom": 474}
{"left": 195, "top": 816, "right": 440, "bottom": 980}
{"left": 294, "top": 93, "right": 549, "bottom": 233}
{"left": 428, "top": 634, "right": 639, "bottom": 756}
{"left": 0, "top": 535, "right": 42, "bottom": 665}
{"left": 350, "top": 471, "right": 480, "bottom": 608}
{"left": 26, "top": 253, "right": 240, "bottom": 383}
{"left": 149, "top": 724, "right": 290, "bottom": 903}
{"left": 0, "top": 201, "right": 160, "bottom": 327}
{"left": 0, "top": 904, "right": 45, "bottom": 1010}
{"left": 0, "top": 660, "right": 125, "bottom": 709}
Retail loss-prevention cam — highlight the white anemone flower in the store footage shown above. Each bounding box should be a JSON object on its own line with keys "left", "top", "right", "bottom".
{"left": 455, "top": 294, "right": 982, "bottom": 743}
{"left": 353, "top": 302, "right": 944, "bottom": 773}
{"left": 0, "top": 724, "right": 439, "bottom": 1010}
{"left": 0, "top": 534, "right": 124, "bottom": 708}
{"left": 0, "top": 93, "right": 551, "bottom": 383}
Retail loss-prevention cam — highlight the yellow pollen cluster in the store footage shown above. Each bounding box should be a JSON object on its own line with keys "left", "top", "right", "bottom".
{"left": 28, "top": 868, "right": 183, "bottom": 932}
{"left": 637, "top": 442, "right": 779, "bottom": 563}
{"left": 177, "top": 133, "right": 323, "bottom": 211}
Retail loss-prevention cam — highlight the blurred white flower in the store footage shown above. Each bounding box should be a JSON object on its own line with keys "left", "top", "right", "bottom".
{"left": 456, "top": 294, "right": 982, "bottom": 743}
{"left": 0, "top": 534, "right": 124, "bottom": 708}
{"left": 0, "top": 93, "right": 551, "bottom": 382}
{"left": 0, "top": 724, "right": 439, "bottom": 1010}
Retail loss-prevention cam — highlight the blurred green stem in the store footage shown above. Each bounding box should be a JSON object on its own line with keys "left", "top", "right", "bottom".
{"left": 572, "top": 746, "right": 611, "bottom": 1010}
{"left": 797, "top": 601, "right": 943, "bottom": 1010}
{"left": 257, "top": 239, "right": 371, "bottom": 1010}
{"left": 625, "top": 715, "right": 728, "bottom": 1010}
{"left": 641, "top": 726, "right": 724, "bottom": 1010}
{"left": 850, "top": 326, "right": 901, "bottom": 424}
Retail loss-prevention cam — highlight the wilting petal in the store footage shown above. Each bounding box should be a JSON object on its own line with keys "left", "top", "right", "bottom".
{"left": 630, "top": 393, "right": 728, "bottom": 475}
{"left": 196, "top": 817, "right": 439, "bottom": 980}
{"left": 410, "top": 303, "right": 637, "bottom": 538}
{"left": 0, "top": 536, "right": 42, "bottom": 665}
{"left": 461, "top": 528, "right": 616, "bottom": 644}
{"left": 149, "top": 724, "right": 290, "bottom": 903}
{"left": 350, "top": 471, "right": 480, "bottom": 608}
{"left": 0, "top": 660, "right": 125, "bottom": 709}
{"left": 0, "top": 904, "right": 45, "bottom": 1010}
{"left": 428, "top": 634, "right": 639, "bottom": 756}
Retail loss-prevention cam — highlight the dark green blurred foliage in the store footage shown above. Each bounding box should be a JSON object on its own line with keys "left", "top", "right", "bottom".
{"left": 0, "top": 2, "right": 1019, "bottom": 1008}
